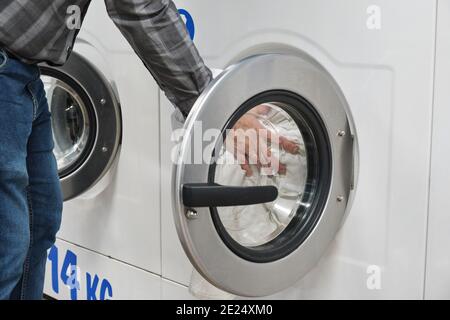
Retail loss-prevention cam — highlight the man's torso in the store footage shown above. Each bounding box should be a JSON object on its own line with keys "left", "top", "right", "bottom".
{"left": 0, "top": 0, "right": 91, "bottom": 65}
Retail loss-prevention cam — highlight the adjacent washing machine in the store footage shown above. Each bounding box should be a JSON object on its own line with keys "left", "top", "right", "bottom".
{"left": 42, "top": 0, "right": 439, "bottom": 299}
{"left": 42, "top": 0, "right": 165, "bottom": 300}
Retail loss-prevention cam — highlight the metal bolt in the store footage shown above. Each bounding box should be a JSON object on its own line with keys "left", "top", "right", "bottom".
{"left": 100, "top": 98, "right": 106, "bottom": 105}
{"left": 186, "top": 210, "right": 198, "bottom": 220}
{"left": 337, "top": 196, "right": 345, "bottom": 202}
{"left": 102, "top": 146, "right": 108, "bottom": 153}
{"left": 338, "top": 130, "right": 346, "bottom": 137}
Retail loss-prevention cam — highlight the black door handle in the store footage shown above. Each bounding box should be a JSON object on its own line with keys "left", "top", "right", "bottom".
{"left": 182, "top": 183, "right": 278, "bottom": 208}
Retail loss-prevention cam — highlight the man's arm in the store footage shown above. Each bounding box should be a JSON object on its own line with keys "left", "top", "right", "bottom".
{"left": 104, "top": 0, "right": 213, "bottom": 115}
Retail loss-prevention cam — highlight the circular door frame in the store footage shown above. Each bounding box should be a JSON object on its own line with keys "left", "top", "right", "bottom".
{"left": 40, "top": 52, "right": 122, "bottom": 201}
{"left": 173, "top": 54, "right": 357, "bottom": 297}
{"left": 208, "top": 90, "right": 333, "bottom": 263}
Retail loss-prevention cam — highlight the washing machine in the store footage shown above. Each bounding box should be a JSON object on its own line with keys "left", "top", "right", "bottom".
{"left": 41, "top": 0, "right": 438, "bottom": 300}
{"left": 41, "top": 0, "right": 166, "bottom": 300}
{"left": 160, "top": 0, "right": 437, "bottom": 299}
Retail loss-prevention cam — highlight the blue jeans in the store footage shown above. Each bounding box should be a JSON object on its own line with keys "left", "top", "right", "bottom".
{"left": 0, "top": 49, "right": 63, "bottom": 300}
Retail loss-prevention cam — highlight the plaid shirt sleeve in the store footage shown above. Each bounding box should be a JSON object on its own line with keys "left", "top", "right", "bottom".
{"left": 104, "top": 0, "right": 213, "bottom": 114}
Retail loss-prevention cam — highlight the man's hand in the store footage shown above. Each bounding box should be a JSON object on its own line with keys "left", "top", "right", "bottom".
{"left": 226, "top": 105, "right": 300, "bottom": 177}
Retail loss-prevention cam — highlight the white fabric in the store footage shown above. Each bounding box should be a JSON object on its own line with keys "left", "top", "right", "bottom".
{"left": 215, "top": 105, "right": 307, "bottom": 247}
{"left": 189, "top": 270, "right": 236, "bottom": 300}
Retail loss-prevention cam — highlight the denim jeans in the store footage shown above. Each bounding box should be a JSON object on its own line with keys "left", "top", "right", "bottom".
{"left": 0, "top": 49, "right": 63, "bottom": 300}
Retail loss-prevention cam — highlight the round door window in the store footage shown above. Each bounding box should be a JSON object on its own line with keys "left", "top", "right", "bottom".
{"left": 42, "top": 76, "right": 96, "bottom": 178}
{"left": 209, "top": 91, "right": 331, "bottom": 263}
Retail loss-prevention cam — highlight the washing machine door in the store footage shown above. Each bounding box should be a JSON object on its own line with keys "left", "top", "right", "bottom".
{"left": 40, "top": 52, "right": 121, "bottom": 201}
{"left": 173, "top": 54, "right": 356, "bottom": 297}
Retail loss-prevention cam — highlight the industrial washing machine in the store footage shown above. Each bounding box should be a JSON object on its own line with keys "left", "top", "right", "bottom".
{"left": 43, "top": 0, "right": 441, "bottom": 299}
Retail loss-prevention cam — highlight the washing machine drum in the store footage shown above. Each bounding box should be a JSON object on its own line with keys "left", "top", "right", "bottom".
{"left": 173, "top": 54, "right": 357, "bottom": 297}
{"left": 40, "top": 52, "right": 121, "bottom": 201}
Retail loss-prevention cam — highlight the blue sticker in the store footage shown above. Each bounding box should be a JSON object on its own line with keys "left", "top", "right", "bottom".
{"left": 60, "top": 250, "right": 79, "bottom": 300}
{"left": 179, "top": 9, "right": 195, "bottom": 40}
{"left": 100, "top": 280, "right": 113, "bottom": 300}
{"left": 48, "top": 246, "right": 59, "bottom": 294}
{"left": 47, "top": 244, "right": 114, "bottom": 300}
{"left": 86, "top": 273, "right": 100, "bottom": 300}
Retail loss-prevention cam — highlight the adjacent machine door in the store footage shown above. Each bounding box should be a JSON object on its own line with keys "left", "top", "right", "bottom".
{"left": 40, "top": 52, "right": 122, "bottom": 200}
{"left": 172, "top": 54, "right": 356, "bottom": 297}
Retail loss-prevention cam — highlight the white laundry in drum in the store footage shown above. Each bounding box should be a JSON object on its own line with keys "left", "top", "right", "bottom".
{"left": 215, "top": 103, "right": 307, "bottom": 247}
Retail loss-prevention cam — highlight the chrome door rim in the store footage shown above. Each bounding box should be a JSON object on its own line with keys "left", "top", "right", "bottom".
{"left": 173, "top": 53, "right": 357, "bottom": 297}
{"left": 40, "top": 52, "right": 122, "bottom": 201}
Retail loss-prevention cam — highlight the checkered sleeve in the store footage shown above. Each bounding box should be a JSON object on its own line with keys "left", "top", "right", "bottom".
{"left": 104, "top": 0, "right": 213, "bottom": 114}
